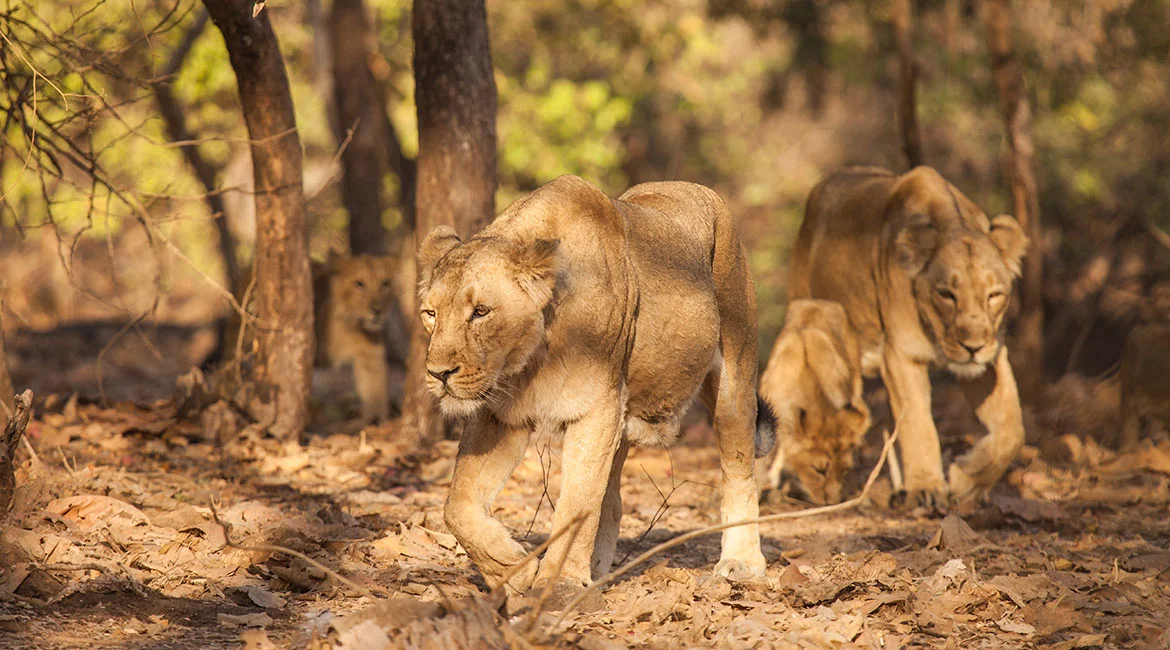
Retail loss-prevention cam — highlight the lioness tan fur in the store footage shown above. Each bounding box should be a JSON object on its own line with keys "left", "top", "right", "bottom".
{"left": 1120, "top": 284, "right": 1170, "bottom": 450}
{"left": 790, "top": 166, "right": 1028, "bottom": 507}
{"left": 313, "top": 254, "right": 396, "bottom": 423}
{"left": 416, "top": 175, "right": 774, "bottom": 598}
{"left": 759, "top": 299, "right": 870, "bottom": 505}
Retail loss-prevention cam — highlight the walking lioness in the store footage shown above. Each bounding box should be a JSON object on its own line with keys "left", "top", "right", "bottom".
{"left": 790, "top": 166, "right": 1028, "bottom": 508}
{"left": 416, "top": 176, "right": 774, "bottom": 600}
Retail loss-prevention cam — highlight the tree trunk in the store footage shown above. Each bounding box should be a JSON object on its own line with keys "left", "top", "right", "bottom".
{"left": 984, "top": 0, "right": 1043, "bottom": 401}
{"left": 152, "top": 9, "right": 246, "bottom": 368}
{"left": 203, "top": 0, "right": 314, "bottom": 439}
{"left": 892, "top": 0, "right": 924, "bottom": 169}
{"left": 330, "top": 0, "right": 388, "bottom": 255}
{"left": 401, "top": 0, "right": 497, "bottom": 448}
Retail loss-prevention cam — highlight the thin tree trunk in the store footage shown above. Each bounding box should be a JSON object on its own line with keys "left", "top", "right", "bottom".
{"left": 151, "top": 9, "right": 246, "bottom": 367}
{"left": 402, "top": 0, "right": 497, "bottom": 448}
{"left": 984, "top": 0, "right": 1044, "bottom": 400}
{"left": 203, "top": 0, "right": 314, "bottom": 438}
{"left": 892, "top": 0, "right": 924, "bottom": 168}
{"left": 330, "top": 0, "right": 388, "bottom": 255}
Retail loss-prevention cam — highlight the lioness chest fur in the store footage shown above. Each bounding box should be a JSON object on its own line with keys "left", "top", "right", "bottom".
{"left": 790, "top": 166, "right": 1028, "bottom": 508}
{"left": 416, "top": 175, "right": 774, "bottom": 598}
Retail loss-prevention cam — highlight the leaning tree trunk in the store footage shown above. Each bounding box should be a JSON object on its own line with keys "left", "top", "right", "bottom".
{"left": 892, "top": 0, "right": 924, "bottom": 169}
{"left": 401, "top": 0, "right": 498, "bottom": 448}
{"left": 984, "top": 0, "right": 1043, "bottom": 401}
{"left": 203, "top": 0, "right": 314, "bottom": 438}
{"left": 330, "top": 0, "right": 388, "bottom": 255}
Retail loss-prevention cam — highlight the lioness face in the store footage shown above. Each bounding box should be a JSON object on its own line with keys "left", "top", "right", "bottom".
{"left": 416, "top": 228, "right": 559, "bottom": 417}
{"left": 914, "top": 236, "right": 1013, "bottom": 376}
{"left": 330, "top": 255, "right": 395, "bottom": 334}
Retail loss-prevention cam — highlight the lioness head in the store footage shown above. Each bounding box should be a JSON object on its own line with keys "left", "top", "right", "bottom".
{"left": 327, "top": 254, "right": 396, "bottom": 334}
{"left": 895, "top": 207, "right": 1028, "bottom": 377}
{"left": 416, "top": 226, "right": 560, "bottom": 416}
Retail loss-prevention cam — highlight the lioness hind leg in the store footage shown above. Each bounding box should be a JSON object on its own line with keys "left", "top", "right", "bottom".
{"left": 705, "top": 361, "right": 767, "bottom": 581}
{"left": 591, "top": 437, "right": 629, "bottom": 579}
{"left": 444, "top": 414, "right": 534, "bottom": 593}
{"left": 949, "top": 351, "right": 1025, "bottom": 500}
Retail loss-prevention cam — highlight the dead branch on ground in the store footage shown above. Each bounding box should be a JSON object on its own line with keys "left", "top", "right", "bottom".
{"left": 549, "top": 430, "right": 900, "bottom": 633}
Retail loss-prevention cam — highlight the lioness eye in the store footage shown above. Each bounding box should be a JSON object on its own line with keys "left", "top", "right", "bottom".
{"left": 355, "top": 279, "right": 366, "bottom": 289}
{"left": 471, "top": 305, "right": 491, "bottom": 319}
{"left": 814, "top": 464, "right": 829, "bottom": 476}
{"left": 936, "top": 288, "right": 956, "bottom": 302}
{"left": 421, "top": 309, "right": 435, "bottom": 319}
{"left": 380, "top": 280, "right": 391, "bottom": 288}
{"left": 988, "top": 290, "right": 1005, "bottom": 301}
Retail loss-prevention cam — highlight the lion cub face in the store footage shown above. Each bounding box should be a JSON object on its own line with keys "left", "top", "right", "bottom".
{"left": 328, "top": 255, "right": 396, "bottom": 334}
{"left": 779, "top": 406, "right": 870, "bottom": 504}
{"left": 416, "top": 226, "right": 559, "bottom": 417}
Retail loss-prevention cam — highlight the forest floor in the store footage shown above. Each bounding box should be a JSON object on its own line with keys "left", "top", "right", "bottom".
{"left": 1, "top": 325, "right": 1169, "bottom": 649}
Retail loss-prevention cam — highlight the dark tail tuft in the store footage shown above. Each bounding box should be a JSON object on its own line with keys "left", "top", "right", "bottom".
{"left": 755, "top": 395, "right": 777, "bottom": 458}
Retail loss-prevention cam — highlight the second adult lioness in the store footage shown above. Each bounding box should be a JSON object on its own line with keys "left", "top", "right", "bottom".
{"left": 790, "top": 166, "right": 1028, "bottom": 507}
{"left": 417, "top": 176, "right": 774, "bottom": 599}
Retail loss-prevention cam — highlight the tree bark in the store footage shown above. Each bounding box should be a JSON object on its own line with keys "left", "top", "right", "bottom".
{"left": 330, "top": 0, "right": 389, "bottom": 255}
{"left": 402, "top": 0, "right": 497, "bottom": 448}
{"left": 984, "top": 0, "right": 1044, "bottom": 401}
{"left": 203, "top": 0, "right": 314, "bottom": 438}
{"left": 892, "top": 0, "right": 924, "bottom": 168}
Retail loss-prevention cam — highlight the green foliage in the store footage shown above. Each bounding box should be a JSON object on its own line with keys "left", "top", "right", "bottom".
{"left": 4, "top": 0, "right": 1170, "bottom": 358}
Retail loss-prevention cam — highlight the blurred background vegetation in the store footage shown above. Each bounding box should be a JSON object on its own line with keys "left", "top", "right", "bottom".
{"left": 2, "top": 0, "right": 1169, "bottom": 389}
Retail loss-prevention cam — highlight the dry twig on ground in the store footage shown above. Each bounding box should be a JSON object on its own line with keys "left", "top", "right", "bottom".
{"left": 549, "top": 430, "right": 900, "bottom": 633}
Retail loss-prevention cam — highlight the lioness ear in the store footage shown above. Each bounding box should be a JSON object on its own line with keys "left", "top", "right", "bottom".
{"left": 988, "top": 214, "right": 1028, "bottom": 277}
{"left": 511, "top": 238, "right": 560, "bottom": 306}
{"left": 894, "top": 213, "right": 938, "bottom": 274}
{"left": 417, "top": 226, "right": 461, "bottom": 295}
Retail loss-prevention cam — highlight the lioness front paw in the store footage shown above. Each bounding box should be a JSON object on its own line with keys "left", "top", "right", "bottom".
{"left": 714, "top": 557, "right": 766, "bottom": 583}
{"left": 947, "top": 462, "right": 992, "bottom": 504}
{"left": 889, "top": 482, "right": 950, "bottom": 514}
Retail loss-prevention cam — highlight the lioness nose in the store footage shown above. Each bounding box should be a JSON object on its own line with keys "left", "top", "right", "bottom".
{"left": 961, "top": 343, "right": 984, "bottom": 356}
{"left": 427, "top": 366, "right": 460, "bottom": 383}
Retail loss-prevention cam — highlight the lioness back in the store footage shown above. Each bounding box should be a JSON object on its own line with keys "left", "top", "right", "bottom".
{"left": 759, "top": 299, "right": 870, "bottom": 504}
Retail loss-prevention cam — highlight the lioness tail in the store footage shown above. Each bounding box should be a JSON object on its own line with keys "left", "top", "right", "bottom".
{"left": 755, "top": 395, "right": 777, "bottom": 458}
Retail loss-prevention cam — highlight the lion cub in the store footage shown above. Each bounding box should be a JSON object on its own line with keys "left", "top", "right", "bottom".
{"left": 1120, "top": 284, "right": 1170, "bottom": 451}
{"left": 759, "top": 299, "right": 871, "bottom": 504}
{"left": 313, "top": 254, "right": 397, "bottom": 423}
